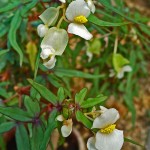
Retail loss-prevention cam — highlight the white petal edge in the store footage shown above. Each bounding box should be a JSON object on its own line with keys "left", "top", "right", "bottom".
{"left": 40, "top": 46, "right": 55, "bottom": 59}
{"left": 87, "top": 137, "right": 97, "bottom": 150}
{"left": 92, "top": 108, "right": 120, "bottom": 129}
{"left": 43, "top": 56, "right": 56, "bottom": 69}
{"left": 56, "top": 115, "right": 64, "bottom": 122}
{"left": 117, "top": 70, "right": 124, "bottom": 79}
{"left": 87, "top": 0, "right": 96, "bottom": 13}
{"left": 37, "top": 24, "right": 48, "bottom": 37}
{"left": 66, "top": 0, "right": 90, "bottom": 21}
{"left": 68, "top": 23, "right": 93, "bottom": 40}
{"left": 122, "top": 65, "right": 132, "bottom": 72}
{"left": 100, "top": 106, "right": 108, "bottom": 112}
{"left": 59, "top": 0, "right": 66, "bottom": 3}
{"left": 61, "top": 124, "right": 72, "bottom": 137}
{"left": 95, "top": 129, "right": 124, "bottom": 150}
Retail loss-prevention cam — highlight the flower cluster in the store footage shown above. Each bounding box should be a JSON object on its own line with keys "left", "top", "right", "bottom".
{"left": 37, "top": 0, "right": 96, "bottom": 69}
{"left": 56, "top": 106, "right": 124, "bottom": 150}
{"left": 87, "top": 106, "right": 124, "bottom": 150}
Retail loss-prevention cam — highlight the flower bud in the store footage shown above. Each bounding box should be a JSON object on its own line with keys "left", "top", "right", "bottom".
{"left": 37, "top": 24, "right": 48, "bottom": 37}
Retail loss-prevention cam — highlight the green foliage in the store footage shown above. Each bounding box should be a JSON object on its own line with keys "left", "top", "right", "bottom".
{"left": 0, "top": 0, "right": 149, "bottom": 149}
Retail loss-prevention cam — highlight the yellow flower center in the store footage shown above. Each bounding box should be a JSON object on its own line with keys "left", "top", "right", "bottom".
{"left": 74, "top": 15, "right": 88, "bottom": 24}
{"left": 100, "top": 124, "right": 116, "bottom": 134}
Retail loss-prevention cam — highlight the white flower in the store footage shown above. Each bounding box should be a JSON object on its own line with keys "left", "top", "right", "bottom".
{"left": 109, "top": 65, "right": 132, "bottom": 79}
{"left": 40, "top": 27, "right": 68, "bottom": 69}
{"left": 59, "top": 0, "right": 66, "bottom": 3}
{"left": 87, "top": 107, "right": 124, "bottom": 150}
{"left": 57, "top": 115, "right": 73, "bottom": 137}
{"left": 86, "top": 0, "right": 95, "bottom": 13}
{"left": 37, "top": 24, "right": 48, "bottom": 37}
{"left": 66, "top": 0, "right": 93, "bottom": 40}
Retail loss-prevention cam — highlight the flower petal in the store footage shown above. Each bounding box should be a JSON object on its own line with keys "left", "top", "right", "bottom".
{"left": 100, "top": 106, "right": 108, "bottom": 112}
{"left": 87, "top": 0, "right": 96, "bottom": 13}
{"left": 122, "top": 65, "right": 132, "bottom": 72}
{"left": 92, "top": 108, "right": 120, "bottom": 129}
{"left": 68, "top": 23, "right": 93, "bottom": 40}
{"left": 37, "top": 24, "right": 48, "bottom": 37}
{"left": 41, "top": 27, "right": 68, "bottom": 55}
{"left": 59, "top": 0, "right": 66, "bottom": 3}
{"left": 43, "top": 56, "right": 56, "bottom": 69}
{"left": 40, "top": 45, "right": 55, "bottom": 59}
{"left": 66, "top": 0, "right": 90, "bottom": 21}
{"left": 61, "top": 123, "right": 72, "bottom": 137}
{"left": 39, "top": 7, "right": 59, "bottom": 26}
{"left": 56, "top": 115, "right": 64, "bottom": 122}
{"left": 117, "top": 71, "right": 124, "bottom": 79}
{"left": 87, "top": 137, "right": 97, "bottom": 150}
{"left": 109, "top": 69, "right": 115, "bottom": 77}
{"left": 95, "top": 129, "right": 124, "bottom": 150}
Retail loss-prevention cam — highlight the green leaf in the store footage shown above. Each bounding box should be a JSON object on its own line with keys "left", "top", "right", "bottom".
{"left": 31, "top": 123, "right": 44, "bottom": 150}
{"left": 98, "top": 0, "right": 142, "bottom": 25}
{"left": 8, "top": 10, "right": 23, "bottom": 66}
{"left": 26, "top": 42, "right": 37, "bottom": 71}
{"left": 76, "top": 110, "right": 92, "bottom": 129}
{"left": 0, "top": 1, "right": 20, "bottom": 13}
{"left": 24, "top": 96, "right": 40, "bottom": 116}
{"left": 0, "top": 122, "right": 16, "bottom": 134}
{"left": 40, "top": 109, "right": 57, "bottom": 150}
{"left": 57, "top": 87, "right": 65, "bottom": 104}
{"left": 0, "top": 24, "right": 9, "bottom": 38}
{"left": 88, "top": 14, "right": 128, "bottom": 27}
{"left": 0, "top": 106, "right": 33, "bottom": 122}
{"left": 113, "top": 53, "right": 129, "bottom": 72}
{"left": 34, "top": 47, "right": 41, "bottom": 79}
{"left": 75, "top": 88, "right": 87, "bottom": 105}
{"left": 21, "top": 0, "right": 39, "bottom": 16}
{"left": 81, "top": 95, "right": 107, "bottom": 108}
{"left": 16, "top": 124, "right": 30, "bottom": 150}
{"left": 0, "top": 49, "right": 9, "bottom": 56}
{"left": 28, "top": 79, "right": 57, "bottom": 105}
{"left": 54, "top": 68, "right": 105, "bottom": 79}
{"left": 124, "top": 137, "right": 145, "bottom": 148}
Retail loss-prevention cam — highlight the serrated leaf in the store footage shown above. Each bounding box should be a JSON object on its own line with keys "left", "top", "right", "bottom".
{"left": 88, "top": 14, "right": 128, "bottom": 27}
{"left": 81, "top": 95, "right": 107, "bottom": 108}
{"left": 113, "top": 53, "right": 129, "bottom": 72}
{"left": 26, "top": 41, "right": 37, "bottom": 70}
{"left": 0, "top": 122, "right": 16, "bottom": 134}
{"left": 54, "top": 68, "right": 105, "bottom": 79}
{"left": 57, "top": 87, "right": 65, "bottom": 104}
{"left": 0, "top": 106, "right": 33, "bottom": 122}
{"left": 8, "top": 10, "right": 23, "bottom": 66}
{"left": 16, "top": 124, "right": 30, "bottom": 150}
{"left": 40, "top": 109, "right": 57, "bottom": 150}
{"left": 75, "top": 88, "right": 87, "bottom": 105}
{"left": 28, "top": 79, "right": 57, "bottom": 105}
{"left": 24, "top": 96, "right": 40, "bottom": 116}
{"left": 76, "top": 110, "right": 92, "bottom": 129}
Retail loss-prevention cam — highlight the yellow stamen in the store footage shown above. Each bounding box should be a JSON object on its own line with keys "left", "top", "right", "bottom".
{"left": 74, "top": 15, "right": 88, "bottom": 24}
{"left": 100, "top": 124, "right": 116, "bottom": 134}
